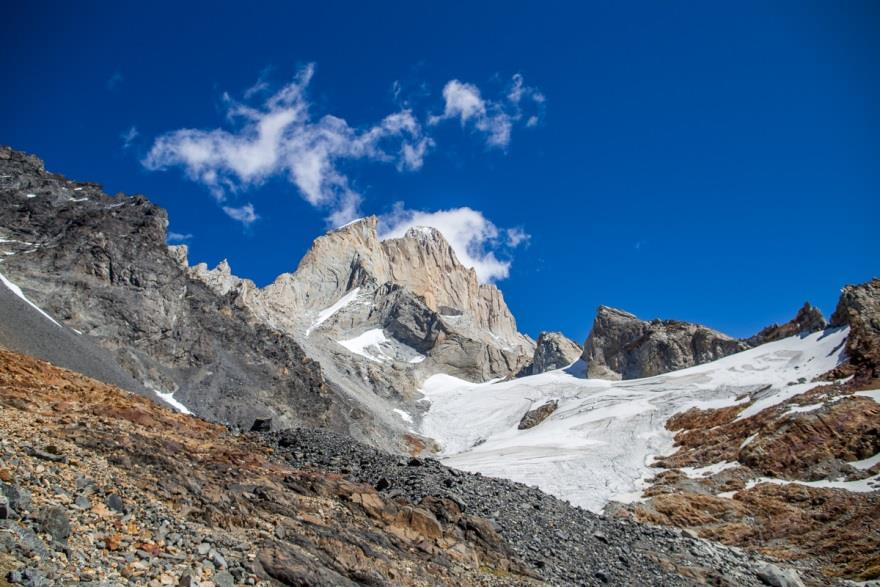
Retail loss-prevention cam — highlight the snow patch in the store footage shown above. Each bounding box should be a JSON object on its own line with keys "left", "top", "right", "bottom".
{"left": 856, "top": 389, "right": 880, "bottom": 403}
{"left": 334, "top": 217, "right": 366, "bottom": 230}
{"left": 338, "top": 327, "right": 426, "bottom": 364}
{"left": 25, "top": 193, "right": 37, "bottom": 198}
{"left": 784, "top": 402, "right": 824, "bottom": 415}
{"left": 850, "top": 452, "right": 880, "bottom": 471}
{"left": 393, "top": 408, "right": 413, "bottom": 424}
{"left": 745, "top": 473, "right": 880, "bottom": 493}
{"left": 338, "top": 329, "right": 389, "bottom": 362}
{"left": 740, "top": 433, "right": 758, "bottom": 449}
{"left": 151, "top": 388, "right": 192, "bottom": 415}
{"left": 0, "top": 271, "right": 63, "bottom": 328}
{"left": 679, "top": 461, "right": 739, "bottom": 479}
{"left": 306, "top": 287, "right": 361, "bottom": 336}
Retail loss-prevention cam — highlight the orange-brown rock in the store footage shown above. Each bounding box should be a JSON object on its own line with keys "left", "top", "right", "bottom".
{"left": 0, "top": 347, "right": 538, "bottom": 586}
{"left": 636, "top": 376, "right": 880, "bottom": 582}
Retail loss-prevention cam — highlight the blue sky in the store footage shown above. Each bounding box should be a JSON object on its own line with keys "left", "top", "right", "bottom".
{"left": 3, "top": 1, "right": 878, "bottom": 341}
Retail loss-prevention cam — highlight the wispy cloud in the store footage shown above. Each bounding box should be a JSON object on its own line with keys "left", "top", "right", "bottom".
{"left": 142, "top": 66, "right": 543, "bottom": 228}
{"left": 144, "top": 64, "right": 432, "bottom": 226}
{"left": 429, "top": 73, "right": 544, "bottom": 148}
{"left": 167, "top": 231, "right": 194, "bottom": 243}
{"left": 120, "top": 126, "right": 139, "bottom": 149}
{"left": 378, "top": 204, "right": 529, "bottom": 282}
{"left": 505, "top": 226, "right": 531, "bottom": 247}
{"left": 222, "top": 203, "right": 259, "bottom": 226}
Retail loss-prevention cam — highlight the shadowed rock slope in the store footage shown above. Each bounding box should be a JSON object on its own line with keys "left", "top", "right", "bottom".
{"left": 0, "top": 145, "right": 375, "bottom": 442}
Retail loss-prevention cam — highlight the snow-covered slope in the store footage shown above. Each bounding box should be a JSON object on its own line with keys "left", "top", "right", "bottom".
{"left": 418, "top": 327, "right": 850, "bottom": 513}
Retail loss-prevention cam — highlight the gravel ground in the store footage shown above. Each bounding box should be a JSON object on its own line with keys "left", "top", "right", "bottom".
{"left": 264, "top": 427, "right": 834, "bottom": 587}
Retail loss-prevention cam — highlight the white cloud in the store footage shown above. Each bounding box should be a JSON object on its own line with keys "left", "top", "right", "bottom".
{"left": 429, "top": 74, "right": 544, "bottom": 148}
{"left": 222, "top": 203, "right": 259, "bottom": 226}
{"left": 144, "top": 64, "right": 430, "bottom": 225}
{"left": 377, "top": 205, "right": 529, "bottom": 282}
{"left": 505, "top": 227, "right": 530, "bottom": 247}
{"left": 143, "top": 67, "right": 544, "bottom": 228}
{"left": 167, "top": 231, "right": 193, "bottom": 242}
{"left": 121, "top": 126, "right": 139, "bottom": 149}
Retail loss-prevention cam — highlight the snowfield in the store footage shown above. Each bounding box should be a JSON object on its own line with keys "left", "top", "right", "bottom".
{"left": 418, "top": 327, "right": 850, "bottom": 513}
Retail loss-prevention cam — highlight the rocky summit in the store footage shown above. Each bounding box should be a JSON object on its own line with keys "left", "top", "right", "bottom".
{"left": 581, "top": 306, "right": 748, "bottom": 380}
{"left": 0, "top": 145, "right": 878, "bottom": 586}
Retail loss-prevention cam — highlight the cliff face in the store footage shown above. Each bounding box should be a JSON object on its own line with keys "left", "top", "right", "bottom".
{"left": 581, "top": 306, "right": 748, "bottom": 380}
{"left": 0, "top": 146, "right": 380, "bottom": 442}
{"left": 582, "top": 301, "right": 831, "bottom": 382}
{"left": 830, "top": 278, "right": 880, "bottom": 381}
{"left": 190, "top": 217, "right": 534, "bottom": 391}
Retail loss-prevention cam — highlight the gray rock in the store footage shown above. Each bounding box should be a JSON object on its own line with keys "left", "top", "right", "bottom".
{"left": 39, "top": 506, "right": 70, "bottom": 542}
{"left": 213, "top": 570, "right": 234, "bottom": 587}
{"left": 249, "top": 417, "right": 272, "bottom": 432}
{"left": 756, "top": 563, "right": 805, "bottom": 587}
{"left": 0, "top": 483, "right": 30, "bottom": 513}
{"left": 105, "top": 494, "right": 125, "bottom": 513}
{"left": 0, "top": 495, "right": 10, "bottom": 519}
{"left": 0, "top": 146, "right": 334, "bottom": 439}
{"left": 582, "top": 306, "right": 747, "bottom": 380}
{"left": 524, "top": 332, "right": 582, "bottom": 375}
{"left": 267, "top": 427, "right": 788, "bottom": 587}
{"left": 209, "top": 549, "right": 227, "bottom": 568}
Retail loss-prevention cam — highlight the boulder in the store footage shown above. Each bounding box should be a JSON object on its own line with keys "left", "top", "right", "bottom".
{"left": 518, "top": 400, "right": 559, "bottom": 429}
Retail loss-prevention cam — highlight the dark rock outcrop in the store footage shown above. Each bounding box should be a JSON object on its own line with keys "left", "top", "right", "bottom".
{"left": 745, "top": 302, "right": 827, "bottom": 347}
{"left": 830, "top": 278, "right": 880, "bottom": 381}
{"left": 0, "top": 145, "right": 372, "bottom": 439}
{"left": 582, "top": 306, "right": 748, "bottom": 380}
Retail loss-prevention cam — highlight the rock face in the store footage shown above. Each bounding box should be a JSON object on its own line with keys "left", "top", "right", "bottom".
{"left": 186, "top": 216, "right": 535, "bottom": 436}
{"left": 190, "top": 218, "right": 534, "bottom": 385}
{"left": 830, "top": 278, "right": 880, "bottom": 381}
{"left": 0, "top": 145, "right": 374, "bottom": 443}
{"left": 523, "top": 332, "right": 581, "bottom": 375}
{"left": 745, "top": 302, "right": 827, "bottom": 347}
{"left": 0, "top": 145, "right": 534, "bottom": 451}
{"left": 582, "top": 306, "right": 748, "bottom": 380}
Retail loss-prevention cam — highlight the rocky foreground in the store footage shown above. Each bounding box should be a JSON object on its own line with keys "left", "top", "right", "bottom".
{"left": 0, "top": 347, "right": 824, "bottom": 587}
